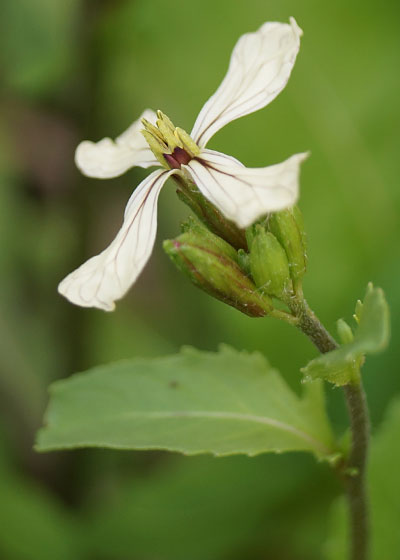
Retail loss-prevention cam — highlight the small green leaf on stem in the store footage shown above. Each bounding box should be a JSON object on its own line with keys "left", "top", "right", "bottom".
{"left": 301, "top": 284, "right": 390, "bottom": 386}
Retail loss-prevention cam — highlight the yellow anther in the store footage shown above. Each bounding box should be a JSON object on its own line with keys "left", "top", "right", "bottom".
{"left": 141, "top": 118, "right": 165, "bottom": 142}
{"left": 156, "top": 111, "right": 182, "bottom": 151}
{"left": 175, "top": 128, "right": 201, "bottom": 157}
{"left": 141, "top": 130, "right": 170, "bottom": 168}
{"left": 142, "top": 110, "right": 201, "bottom": 169}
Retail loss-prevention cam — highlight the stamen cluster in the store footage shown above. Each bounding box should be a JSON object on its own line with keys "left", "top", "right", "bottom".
{"left": 141, "top": 111, "right": 200, "bottom": 170}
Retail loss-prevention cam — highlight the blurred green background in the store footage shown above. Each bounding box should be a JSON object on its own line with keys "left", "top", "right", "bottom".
{"left": 0, "top": 0, "right": 399, "bottom": 558}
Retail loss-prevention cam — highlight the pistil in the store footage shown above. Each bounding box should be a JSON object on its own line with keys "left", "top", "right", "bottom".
{"left": 164, "top": 147, "right": 193, "bottom": 169}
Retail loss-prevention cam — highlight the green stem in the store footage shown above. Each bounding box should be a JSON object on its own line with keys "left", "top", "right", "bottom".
{"left": 342, "top": 382, "right": 370, "bottom": 560}
{"left": 291, "top": 298, "right": 370, "bottom": 560}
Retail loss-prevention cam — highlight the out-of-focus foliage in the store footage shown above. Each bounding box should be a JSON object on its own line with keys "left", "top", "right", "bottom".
{"left": 86, "top": 453, "right": 333, "bottom": 560}
{"left": 0, "top": 425, "right": 84, "bottom": 559}
{"left": 0, "top": 0, "right": 79, "bottom": 98}
{"left": 0, "top": 0, "right": 399, "bottom": 558}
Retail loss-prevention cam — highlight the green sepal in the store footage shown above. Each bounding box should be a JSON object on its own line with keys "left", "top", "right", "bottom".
{"left": 237, "top": 249, "right": 251, "bottom": 275}
{"left": 292, "top": 205, "right": 307, "bottom": 251}
{"left": 301, "top": 283, "right": 390, "bottom": 386}
{"left": 249, "top": 225, "right": 293, "bottom": 300}
{"left": 245, "top": 218, "right": 267, "bottom": 250}
{"left": 179, "top": 216, "right": 238, "bottom": 262}
{"left": 175, "top": 181, "right": 247, "bottom": 250}
{"left": 268, "top": 207, "right": 307, "bottom": 285}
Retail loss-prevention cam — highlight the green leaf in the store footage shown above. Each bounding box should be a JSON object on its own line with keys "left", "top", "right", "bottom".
{"left": 36, "top": 345, "right": 336, "bottom": 460}
{"left": 325, "top": 397, "right": 400, "bottom": 560}
{"left": 301, "top": 284, "right": 390, "bottom": 386}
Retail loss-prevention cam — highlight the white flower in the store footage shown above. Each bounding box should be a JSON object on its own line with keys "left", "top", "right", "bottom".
{"left": 59, "top": 17, "right": 308, "bottom": 311}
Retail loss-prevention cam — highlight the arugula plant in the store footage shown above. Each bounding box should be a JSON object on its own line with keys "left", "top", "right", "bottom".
{"left": 36, "top": 18, "right": 390, "bottom": 560}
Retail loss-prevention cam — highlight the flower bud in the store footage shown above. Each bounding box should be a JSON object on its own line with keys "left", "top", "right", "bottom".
{"left": 267, "top": 207, "right": 307, "bottom": 287}
{"left": 249, "top": 225, "right": 293, "bottom": 300}
{"left": 180, "top": 216, "right": 238, "bottom": 262}
{"left": 175, "top": 179, "right": 247, "bottom": 251}
{"left": 163, "top": 221, "right": 273, "bottom": 317}
{"left": 237, "top": 248, "right": 251, "bottom": 275}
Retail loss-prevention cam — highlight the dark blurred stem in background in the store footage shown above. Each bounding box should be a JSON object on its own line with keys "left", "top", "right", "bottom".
{"left": 0, "top": 0, "right": 111, "bottom": 496}
{"left": 293, "top": 300, "right": 370, "bottom": 560}
{"left": 18, "top": 0, "right": 115, "bottom": 504}
{"left": 49, "top": 0, "right": 113, "bottom": 506}
{"left": 63, "top": 0, "right": 104, "bottom": 375}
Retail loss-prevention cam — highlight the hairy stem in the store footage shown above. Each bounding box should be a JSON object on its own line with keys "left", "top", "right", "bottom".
{"left": 342, "top": 382, "right": 370, "bottom": 560}
{"left": 291, "top": 298, "right": 370, "bottom": 560}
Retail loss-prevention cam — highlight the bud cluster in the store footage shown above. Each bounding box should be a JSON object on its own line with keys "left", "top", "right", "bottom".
{"left": 247, "top": 207, "right": 307, "bottom": 302}
{"left": 164, "top": 190, "right": 307, "bottom": 320}
{"left": 163, "top": 217, "right": 273, "bottom": 317}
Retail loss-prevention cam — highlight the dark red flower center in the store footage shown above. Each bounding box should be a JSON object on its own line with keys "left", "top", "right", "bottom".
{"left": 163, "top": 147, "right": 192, "bottom": 169}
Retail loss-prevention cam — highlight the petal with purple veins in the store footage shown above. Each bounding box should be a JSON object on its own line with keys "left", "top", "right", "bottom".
{"left": 58, "top": 169, "right": 176, "bottom": 310}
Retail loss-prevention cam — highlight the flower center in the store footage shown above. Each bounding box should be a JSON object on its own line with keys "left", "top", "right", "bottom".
{"left": 164, "top": 147, "right": 193, "bottom": 169}
{"left": 141, "top": 110, "right": 200, "bottom": 170}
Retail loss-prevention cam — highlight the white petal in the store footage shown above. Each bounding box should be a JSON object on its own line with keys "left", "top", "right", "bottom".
{"left": 58, "top": 169, "right": 175, "bottom": 311}
{"left": 75, "top": 109, "right": 159, "bottom": 178}
{"left": 191, "top": 18, "right": 302, "bottom": 148}
{"left": 184, "top": 149, "right": 308, "bottom": 229}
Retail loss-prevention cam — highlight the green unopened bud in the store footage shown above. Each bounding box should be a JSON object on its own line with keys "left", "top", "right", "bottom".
{"left": 237, "top": 249, "right": 251, "bottom": 275}
{"left": 249, "top": 225, "right": 293, "bottom": 300}
{"left": 268, "top": 207, "right": 307, "bottom": 287}
{"left": 163, "top": 226, "right": 273, "bottom": 318}
{"left": 175, "top": 180, "right": 247, "bottom": 250}
{"left": 245, "top": 218, "right": 268, "bottom": 250}
{"left": 180, "top": 216, "right": 238, "bottom": 262}
{"left": 292, "top": 205, "right": 307, "bottom": 250}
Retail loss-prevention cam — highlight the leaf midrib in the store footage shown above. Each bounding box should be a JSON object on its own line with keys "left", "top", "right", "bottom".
{"left": 87, "top": 409, "right": 334, "bottom": 455}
